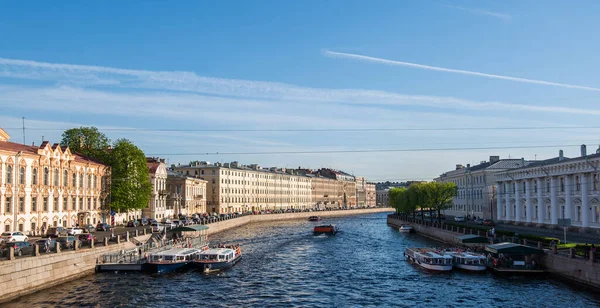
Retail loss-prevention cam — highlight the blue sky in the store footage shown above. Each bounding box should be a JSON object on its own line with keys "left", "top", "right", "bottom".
{"left": 2, "top": 1, "right": 600, "bottom": 181}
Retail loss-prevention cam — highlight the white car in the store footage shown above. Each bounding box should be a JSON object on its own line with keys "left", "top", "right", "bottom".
{"left": 151, "top": 223, "right": 165, "bottom": 233}
{"left": 68, "top": 228, "right": 84, "bottom": 235}
{"left": 454, "top": 216, "right": 466, "bottom": 222}
{"left": 1, "top": 231, "right": 28, "bottom": 243}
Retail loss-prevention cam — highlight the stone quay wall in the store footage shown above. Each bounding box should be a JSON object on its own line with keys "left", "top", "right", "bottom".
{"left": 387, "top": 214, "right": 600, "bottom": 290}
{"left": 0, "top": 241, "right": 136, "bottom": 302}
{"left": 207, "top": 208, "right": 394, "bottom": 235}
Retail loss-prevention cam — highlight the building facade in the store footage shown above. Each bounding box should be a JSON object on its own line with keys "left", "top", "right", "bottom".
{"left": 0, "top": 128, "right": 110, "bottom": 235}
{"left": 436, "top": 156, "right": 530, "bottom": 220}
{"left": 314, "top": 168, "right": 357, "bottom": 207}
{"left": 174, "top": 161, "right": 312, "bottom": 214}
{"left": 355, "top": 176, "right": 367, "bottom": 207}
{"left": 376, "top": 188, "right": 389, "bottom": 207}
{"left": 166, "top": 170, "right": 207, "bottom": 218}
{"left": 145, "top": 157, "right": 168, "bottom": 220}
{"left": 366, "top": 183, "right": 376, "bottom": 207}
{"left": 496, "top": 146, "right": 600, "bottom": 230}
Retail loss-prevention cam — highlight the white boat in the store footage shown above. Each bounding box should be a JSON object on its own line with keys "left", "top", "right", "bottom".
{"left": 398, "top": 225, "right": 414, "bottom": 233}
{"left": 192, "top": 244, "right": 242, "bottom": 273}
{"left": 444, "top": 251, "right": 488, "bottom": 271}
{"left": 404, "top": 248, "right": 453, "bottom": 271}
{"left": 145, "top": 248, "right": 202, "bottom": 274}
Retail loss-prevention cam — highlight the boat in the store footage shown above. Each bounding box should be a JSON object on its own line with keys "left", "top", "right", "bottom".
{"left": 398, "top": 225, "right": 414, "bottom": 233}
{"left": 145, "top": 248, "right": 202, "bottom": 274}
{"left": 192, "top": 244, "right": 242, "bottom": 273}
{"left": 313, "top": 224, "right": 339, "bottom": 235}
{"left": 404, "top": 248, "right": 453, "bottom": 271}
{"left": 308, "top": 216, "right": 321, "bottom": 221}
{"left": 444, "top": 251, "right": 488, "bottom": 271}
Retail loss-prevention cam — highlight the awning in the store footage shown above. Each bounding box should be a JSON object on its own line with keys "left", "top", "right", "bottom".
{"left": 169, "top": 225, "right": 209, "bottom": 232}
{"left": 455, "top": 235, "right": 490, "bottom": 244}
{"left": 485, "top": 242, "right": 544, "bottom": 255}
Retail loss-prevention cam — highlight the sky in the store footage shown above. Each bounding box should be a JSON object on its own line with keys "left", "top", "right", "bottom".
{"left": 2, "top": 1, "right": 600, "bottom": 182}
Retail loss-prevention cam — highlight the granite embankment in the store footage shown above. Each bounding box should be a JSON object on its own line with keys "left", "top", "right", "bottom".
{"left": 207, "top": 207, "right": 394, "bottom": 235}
{"left": 387, "top": 214, "right": 600, "bottom": 291}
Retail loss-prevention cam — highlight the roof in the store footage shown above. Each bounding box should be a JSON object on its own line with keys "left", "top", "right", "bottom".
{"left": 455, "top": 235, "right": 490, "bottom": 244}
{"left": 485, "top": 242, "right": 544, "bottom": 255}
{"left": 0, "top": 140, "right": 106, "bottom": 166}
{"left": 169, "top": 225, "right": 209, "bottom": 232}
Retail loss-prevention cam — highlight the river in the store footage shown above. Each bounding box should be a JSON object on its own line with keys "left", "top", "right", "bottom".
{"left": 6, "top": 213, "right": 600, "bottom": 307}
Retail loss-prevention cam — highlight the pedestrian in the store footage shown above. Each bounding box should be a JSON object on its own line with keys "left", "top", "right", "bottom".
{"left": 584, "top": 244, "right": 590, "bottom": 259}
{"left": 490, "top": 228, "right": 495, "bottom": 237}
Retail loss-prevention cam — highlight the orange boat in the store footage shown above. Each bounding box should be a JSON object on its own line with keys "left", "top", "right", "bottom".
{"left": 313, "top": 224, "right": 339, "bottom": 235}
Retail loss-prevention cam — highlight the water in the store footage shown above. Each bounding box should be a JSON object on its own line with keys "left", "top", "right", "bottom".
{"left": 7, "top": 213, "right": 600, "bottom": 307}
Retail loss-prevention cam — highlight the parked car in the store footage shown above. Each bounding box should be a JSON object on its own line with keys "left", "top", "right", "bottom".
{"left": 84, "top": 224, "right": 96, "bottom": 233}
{"left": 46, "top": 227, "right": 68, "bottom": 238}
{"left": 36, "top": 238, "right": 58, "bottom": 252}
{"left": 78, "top": 233, "right": 97, "bottom": 245}
{"left": 483, "top": 219, "right": 495, "bottom": 226}
{"left": 475, "top": 218, "right": 484, "bottom": 225}
{"left": 68, "top": 228, "right": 84, "bottom": 235}
{"left": 1, "top": 232, "right": 29, "bottom": 243}
{"left": 96, "top": 223, "right": 111, "bottom": 232}
{"left": 56, "top": 236, "right": 80, "bottom": 249}
{"left": 137, "top": 218, "right": 149, "bottom": 226}
{"left": 151, "top": 223, "right": 164, "bottom": 233}
{"left": 126, "top": 221, "right": 139, "bottom": 228}
{"left": 454, "top": 216, "right": 466, "bottom": 222}
{"left": 0, "top": 241, "right": 33, "bottom": 257}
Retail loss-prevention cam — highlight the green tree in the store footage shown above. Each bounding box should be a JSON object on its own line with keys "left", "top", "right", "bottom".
{"left": 61, "top": 126, "right": 111, "bottom": 162}
{"left": 389, "top": 187, "right": 406, "bottom": 214}
{"left": 422, "top": 182, "right": 458, "bottom": 224}
{"left": 108, "top": 139, "right": 153, "bottom": 212}
{"left": 407, "top": 183, "right": 426, "bottom": 220}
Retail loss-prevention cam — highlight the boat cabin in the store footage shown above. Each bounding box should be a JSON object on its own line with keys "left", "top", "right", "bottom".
{"left": 485, "top": 242, "right": 544, "bottom": 272}
{"left": 197, "top": 248, "right": 236, "bottom": 262}
{"left": 148, "top": 248, "right": 200, "bottom": 263}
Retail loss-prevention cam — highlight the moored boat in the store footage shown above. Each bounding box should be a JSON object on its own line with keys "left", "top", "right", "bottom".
{"left": 192, "top": 244, "right": 242, "bottom": 273}
{"left": 145, "top": 248, "right": 201, "bottom": 274}
{"left": 309, "top": 216, "right": 321, "bottom": 221}
{"left": 313, "top": 224, "right": 339, "bottom": 235}
{"left": 398, "top": 225, "right": 414, "bottom": 233}
{"left": 444, "top": 251, "right": 488, "bottom": 271}
{"left": 404, "top": 248, "right": 453, "bottom": 271}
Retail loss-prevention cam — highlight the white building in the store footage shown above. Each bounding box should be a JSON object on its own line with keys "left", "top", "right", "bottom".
{"left": 436, "top": 156, "right": 530, "bottom": 220}
{"left": 144, "top": 157, "right": 168, "bottom": 220}
{"left": 496, "top": 145, "right": 600, "bottom": 230}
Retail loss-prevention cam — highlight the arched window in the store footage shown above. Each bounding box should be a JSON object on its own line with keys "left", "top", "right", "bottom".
{"left": 53, "top": 168, "right": 59, "bottom": 186}
{"left": 43, "top": 167, "right": 49, "bottom": 186}
{"left": 19, "top": 167, "right": 25, "bottom": 185}
{"left": 6, "top": 165, "right": 12, "bottom": 184}
{"left": 73, "top": 173, "right": 77, "bottom": 187}
{"left": 87, "top": 175, "right": 91, "bottom": 188}
{"left": 63, "top": 170, "right": 68, "bottom": 186}
{"left": 79, "top": 174, "right": 83, "bottom": 188}
{"left": 32, "top": 168, "right": 38, "bottom": 185}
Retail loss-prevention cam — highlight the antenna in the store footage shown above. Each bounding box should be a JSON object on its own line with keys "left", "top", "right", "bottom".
{"left": 22, "top": 117, "right": 26, "bottom": 145}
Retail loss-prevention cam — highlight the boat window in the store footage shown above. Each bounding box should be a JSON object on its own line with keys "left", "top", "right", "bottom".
{"left": 165, "top": 256, "right": 174, "bottom": 261}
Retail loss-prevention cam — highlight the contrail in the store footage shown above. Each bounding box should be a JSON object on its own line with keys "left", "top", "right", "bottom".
{"left": 323, "top": 50, "right": 600, "bottom": 92}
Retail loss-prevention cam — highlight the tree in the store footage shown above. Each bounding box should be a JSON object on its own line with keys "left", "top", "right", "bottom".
{"left": 389, "top": 187, "right": 406, "bottom": 214}
{"left": 407, "top": 183, "right": 426, "bottom": 220}
{"left": 108, "top": 139, "right": 153, "bottom": 212}
{"left": 422, "top": 182, "right": 458, "bottom": 224}
{"left": 61, "top": 127, "right": 111, "bottom": 162}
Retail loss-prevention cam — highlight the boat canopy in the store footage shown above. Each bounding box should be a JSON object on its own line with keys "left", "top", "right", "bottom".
{"left": 485, "top": 242, "right": 544, "bottom": 255}
{"left": 455, "top": 235, "right": 490, "bottom": 244}
{"left": 169, "top": 225, "right": 209, "bottom": 232}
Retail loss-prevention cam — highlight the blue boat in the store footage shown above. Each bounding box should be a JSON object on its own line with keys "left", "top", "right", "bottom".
{"left": 192, "top": 245, "right": 242, "bottom": 273}
{"left": 145, "top": 248, "right": 201, "bottom": 274}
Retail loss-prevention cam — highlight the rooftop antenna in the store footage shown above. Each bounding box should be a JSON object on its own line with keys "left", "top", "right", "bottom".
{"left": 22, "top": 117, "right": 26, "bottom": 145}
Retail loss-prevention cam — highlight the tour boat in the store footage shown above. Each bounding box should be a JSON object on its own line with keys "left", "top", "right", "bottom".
{"left": 404, "top": 248, "right": 453, "bottom": 271}
{"left": 313, "top": 224, "right": 339, "bottom": 235}
{"left": 398, "top": 225, "right": 414, "bottom": 233}
{"left": 308, "top": 216, "right": 321, "bottom": 221}
{"left": 145, "top": 248, "right": 202, "bottom": 274}
{"left": 192, "top": 244, "right": 242, "bottom": 273}
{"left": 444, "top": 251, "right": 488, "bottom": 271}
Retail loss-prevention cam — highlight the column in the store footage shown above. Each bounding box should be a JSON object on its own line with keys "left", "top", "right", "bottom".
{"left": 582, "top": 173, "right": 590, "bottom": 228}
{"left": 550, "top": 176, "right": 558, "bottom": 225}
{"left": 505, "top": 181, "right": 511, "bottom": 221}
{"left": 525, "top": 179, "right": 532, "bottom": 223}
{"left": 537, "top": 177, "right": 544, "bottom": 224}
{"left": 515, "top": 180, "right": 521, "bottom": 222}
{"left": 496, "top": 182, "right": 503, "bottom": 220}
{"left": 565, "top": 175, "right": 572, "bottom": 220}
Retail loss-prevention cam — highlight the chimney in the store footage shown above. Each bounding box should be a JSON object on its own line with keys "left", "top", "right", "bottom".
{"left": 521, "top": 157, "right": 525, "bottom": 166}
{"left": 466, "top": 164, "right": 471, "bottom": 170}
{"left": 581, "top": 144, "right": 587, "bottom": 157}
{"left": 456, "top": 164, "right": 464, "bottom": 170}
{"left": 489, "top": 156, "right": 500, "bottom": 163}
{"left": 559, "top": 150, "right": 564, "bottom": 161}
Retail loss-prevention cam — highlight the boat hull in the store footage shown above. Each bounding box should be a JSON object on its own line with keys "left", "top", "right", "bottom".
{"left": 455, "top": 264, "right": 487, "bottom": 271}
{"left": 193, "top": 255, "right": 242, "bottom": 273}
{"left": 145, "top": 262, "right": 189, "bottom": 274}
{"left": 405, "top": 251, "right": 453, "bottom": 271}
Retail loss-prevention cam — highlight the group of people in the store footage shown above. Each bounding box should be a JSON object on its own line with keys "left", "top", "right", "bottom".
{"left": 582, "top": 243, "right": 597, "bottom": 260}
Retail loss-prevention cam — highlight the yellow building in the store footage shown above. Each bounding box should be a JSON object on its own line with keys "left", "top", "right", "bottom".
{"left": 0, "top": 128, "right": 110, "bottom": 234}
{"left": 166, "top": 170, "right": 208, "bottom": 217}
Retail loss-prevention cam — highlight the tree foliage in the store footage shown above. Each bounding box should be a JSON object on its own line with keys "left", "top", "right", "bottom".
{"left": 421, "top": 182, "right": 458, "bottom": 224}
{"left": 61, "top": 127, "right": 152, "bottom": 212}
{"left": 389, "top": 182, "right": 457, "bottom": 223}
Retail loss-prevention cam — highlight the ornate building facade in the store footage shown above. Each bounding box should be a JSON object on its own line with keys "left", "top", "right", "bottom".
{"left": 0, "top": 128, "right": 110, "bottom": 234}
{"left": 145, "top": 157, "right": 168, "bottom": 220}
{"left": 166, "top": 170, "right": 207, "bottom": 217}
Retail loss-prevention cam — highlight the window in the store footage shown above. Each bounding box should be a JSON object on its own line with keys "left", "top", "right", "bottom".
{"left": 6, "top": 165, "right": 12, "bottom": 184}
{"left": 54, "top": 168, "right": 59, "bottom": 186}
{"left": 5, "top": 197, "right": 11, "bottom": 213}
{"left": 43, "top": 197, "right": 48, "bottom": 211}
{"left": 31, "top": 222, "right": 36, "bottom": 232}
{"left": 560, "top": 178, "right": 565, "bottom": 192}
{"left": 32, "top": 168, "right": 38, "bottom": 185}
{"left": 18, "top": 224, "right": 23, "bottom": 232}
{"left": 201, "top": 170, "right": 205, "bottom": 175}
{"left": 212, "top": 170, "right": 216, "bottom": 175}
{"left": 576, "top": 176, "right": 581, "bottom": 191}
{"left": 63, "top": 170, "right": 68, "bottom": 186}
{"left": 546, "top": 179, "right": 550, "bottom": 193}
{"left": 88, "top": 175, "right": 92, "bottom": 188}
{"left": 79, "top": 174, "right": 83, "bottom": 188}
{"left": 64, "top": 197, "right": 68, "bottom": 211}
{"left": 93, "top": 175, "right": 97, "bottom": 189}
{"left": 18, "top": 197, "right": 24, "bottom": 212}
{"left": 54, "top": 197, "right": 59, "bottom": 211}
{"left": 32, "top": 197, "right": 37, "bottom": 212}
{"left": 73, "top": 173, "right": 77, "bottom": 187}
{"left": 595, "top": 174, "right": 599, "bottom": 191}
{"left": 43, "top": 167, "right": 49, "bottom": 185}
{"left": 19, "top": 167, "right": 25, "bottom": 184}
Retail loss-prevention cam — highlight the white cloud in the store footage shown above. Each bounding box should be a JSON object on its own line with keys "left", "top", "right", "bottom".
{"left": 444, "top": 5, "right": 512, "bottom": 21}
{"left": 323, "top": 50, "right": 600, "bottom": 92}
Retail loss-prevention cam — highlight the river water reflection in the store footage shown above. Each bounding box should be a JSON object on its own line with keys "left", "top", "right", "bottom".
{"left": 7, "top": 213, "right": 600, "bottom": 307}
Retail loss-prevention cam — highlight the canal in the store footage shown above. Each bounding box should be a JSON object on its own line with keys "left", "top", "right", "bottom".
{"left": 7, "top": 212, "right": 600, "bottom": 307}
